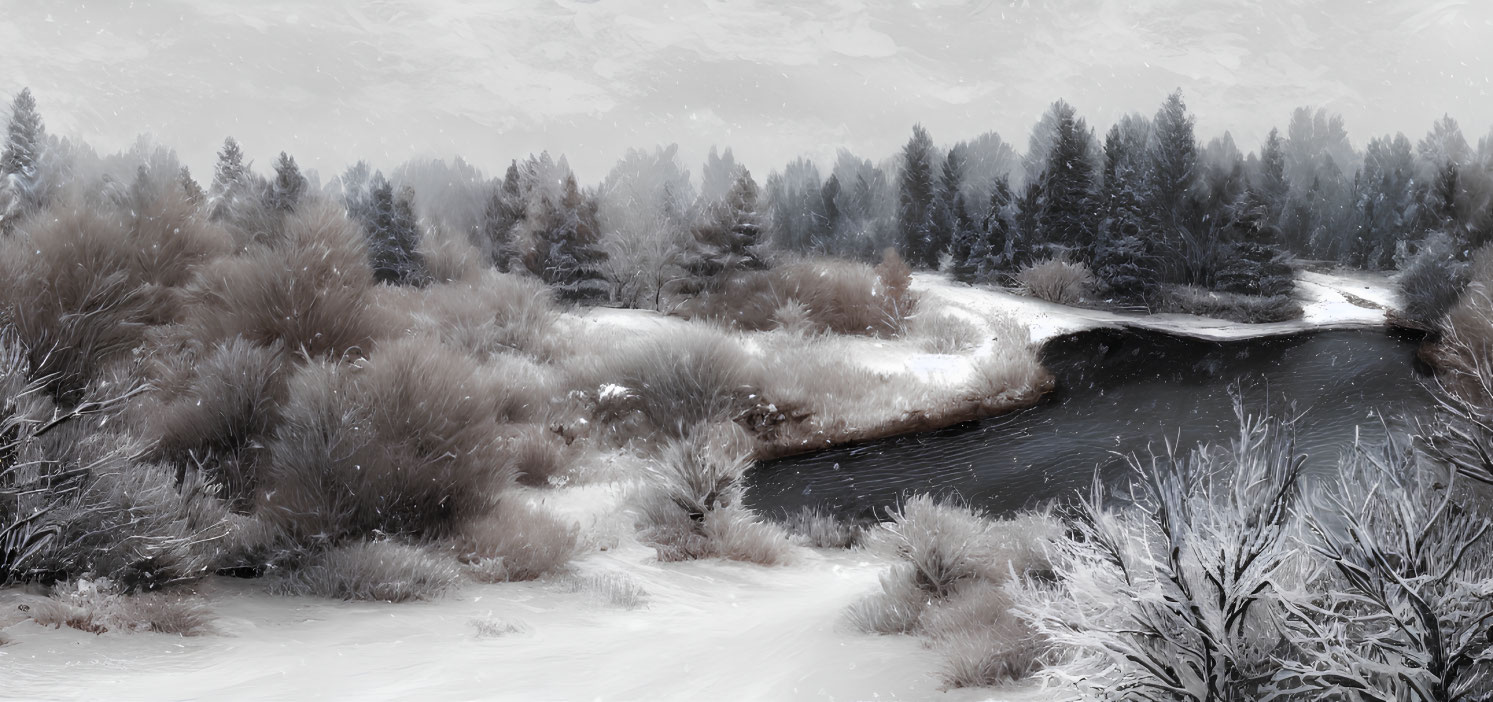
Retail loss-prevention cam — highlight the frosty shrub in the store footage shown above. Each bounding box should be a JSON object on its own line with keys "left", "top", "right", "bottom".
{"left": 470, "top": 614, "right": 527, "bottom": 639}
{"left": 29, "top": 578, "right": 214, "bottom": 636}
{"left": 637, "top": 423, "right": 792, "bottom": 565}
{"left": 261, "top": 336, "right": 514, "bottom": 543}
{"left": 418, "top": 224, "right": 485, "bottom": 285}
{"left": 848, "top": 495, "right": 1058, "bottom": 687}
{"left": 1160, "top": 285, "right": 1303, "bottom": 324}
{"left": 913, "top": 311, "right": 982, "bottom": 354}
{"left": 454, "top": 500, "right": 581, "bottom": 582}
{"left": 1015, "top": 399, "right": 1305, "bottom": 700}
{"left": 1016, "top": 256, "right": 1092, "bottom": 305}
{"left": 1275, "top": 432, "right": 1493, "bottom": 698}
{"left": 922, "top": 581, "right": 1045, "bottom": 688}
{"left": 0, "top": 334, "right": 230, "bottom": 589}
{"left": 1398, "top": 232, "right": 1469, "bottom": 330}
{"left": 272, "top": 541, "right": 460, "bottom": 602}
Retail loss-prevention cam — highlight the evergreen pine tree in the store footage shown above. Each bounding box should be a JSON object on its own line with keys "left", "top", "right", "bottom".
{"left": 682, "top": 169, "right": 768, "bottom": 289}
{"left": 179, "top": 166, "right": 205, "bottom": 205}
{"left": 1149, "top": 89, "right": 1199, "bottom": 224}
{"left": 1037, "top": 101, "right": 1098, "bottom": 256}
{"left": 897, "top": 124, "right": 939, "bottom": 268}
{"left": 1013, "top": 180, "right": 1043, "bottom": 266}
{"left": 0, "top": 88, "right": 47, "bottom": 228}
{"left": 946, "top": 191, "right": 979, "bottom": 282}
{"left": 1217, "top": 187, "right": 1294, "bottom": 297}
{"left": 265, "top": 151, "right": 307, "bottom": 212}
{"left": 360, "top": 172, "right": 426, "bottom": 286}
{"left": 209, "top": 137, "right": 250, "bottom": 220}
{"left": 821, "top": 174, "right": 841, "bottom": 240}
{"left": 524, "top": 174, "right": 610, "bottom": 301}
{"left": 0, "top": 88, "right": 44, "bottom": 183}
{"left": 1093, "top": 125, "right": 1159, "bottom": 302}
{"left": 970, "top": 176, "right": 1016, "bottom": 281}
{"left": 482, "top": 160, "right": 526, "bottom": 271}
{"left": 1259, "top": 127, "right": 1289, "bottom": 222}
{"left": 932, "top": 146, "right": 966, "bottom": 266}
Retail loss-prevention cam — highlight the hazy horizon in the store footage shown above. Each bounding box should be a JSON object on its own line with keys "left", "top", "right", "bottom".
{"left": 3, "top": 0, "right": 1491, "bottom": 184}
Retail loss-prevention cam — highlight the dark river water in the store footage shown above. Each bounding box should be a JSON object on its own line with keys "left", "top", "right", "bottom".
{"left": 745, "top": 327, "right": 1434, "bottom": 520}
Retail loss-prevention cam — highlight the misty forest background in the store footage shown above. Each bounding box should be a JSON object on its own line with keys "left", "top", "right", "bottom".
{"left": 1, "top": 88, "right": 1487, "bottom": 326}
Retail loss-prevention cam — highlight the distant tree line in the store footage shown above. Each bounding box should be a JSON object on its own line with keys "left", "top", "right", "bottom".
{"left": 3, "top": 87, "right": 1490, "bottom": 312}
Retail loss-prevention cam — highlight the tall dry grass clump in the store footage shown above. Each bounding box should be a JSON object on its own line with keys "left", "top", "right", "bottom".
{"left": 454, "top": 500, "right": 581, "bottom": 582}
{"left": 28, "top": 578, "right": 215, "bottom": 635}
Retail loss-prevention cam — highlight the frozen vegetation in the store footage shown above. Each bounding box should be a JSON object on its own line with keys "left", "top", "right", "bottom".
{"left": 0, "top": 80, "right": 1491, "bottom": 701}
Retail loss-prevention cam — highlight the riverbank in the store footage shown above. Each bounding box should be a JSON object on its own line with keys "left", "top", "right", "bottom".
{"left": 917, "top": 269, "right": 1400, "bottom": 345}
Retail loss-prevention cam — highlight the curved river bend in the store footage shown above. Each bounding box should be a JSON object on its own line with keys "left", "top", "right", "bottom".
{"left": 746, "top": 328, "right": 1433, "bottom": 520}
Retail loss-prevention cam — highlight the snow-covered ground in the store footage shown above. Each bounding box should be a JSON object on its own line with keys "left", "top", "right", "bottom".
{"left": 916, "top": 269, "right": 1401, "bottom": 344}
{"left": 0, "top": 494, "right": 1058, "bottom": 702}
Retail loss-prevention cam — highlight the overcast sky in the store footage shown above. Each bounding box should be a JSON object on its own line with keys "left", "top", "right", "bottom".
{"left": 3, "top": 0, "right": 1491, "bottom": 184}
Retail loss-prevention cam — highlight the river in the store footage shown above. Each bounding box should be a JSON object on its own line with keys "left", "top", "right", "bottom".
{"left": 746, "top": 327, "right": 1434, "bottom": 519}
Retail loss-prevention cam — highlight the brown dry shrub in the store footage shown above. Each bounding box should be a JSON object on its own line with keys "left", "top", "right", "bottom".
{"left": 674, "top": 250, "right": 918, "bottom": 337}
{"left": 455, "top": 501, "right": 582, "bottom": 582}
{"left": 259, "top": 336, "right": 515, "bottom": 543}
{"left": 181, "top": 202, "right": 383, "bottom": 359}
{"left": 396, "top": 269, "right": 560, "bottom": 363}
{"left": 576, "top": 326, "right": 761, "bottom": 443}
{"left": 143, "top": 336, "right": 287, "bottom": 507}
{"left": 507, "top": 424, "right": 571, "bottom": 488}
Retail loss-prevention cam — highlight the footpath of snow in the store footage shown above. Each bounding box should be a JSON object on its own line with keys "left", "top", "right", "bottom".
{"left": 915, "top": 269, "right": 1400, "bottom": 345}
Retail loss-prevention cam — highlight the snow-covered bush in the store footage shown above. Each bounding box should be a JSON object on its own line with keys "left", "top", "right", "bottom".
{"left": 1016, "top": 256, "right": 1092, "bottom": 305}
{"left": 1016, "top": 400, "right": 1305, "bottom": 700}
{"left": 577, "top": 327, "right": 762, "bottom": 444}
{"left": 784, "top": 505, "right": 866, "bottom": 549}
{"left": 181, "top": 202, "right": 385, "bottom": 359}
{"left": 848, "top": 495, "right": 1059, "bottom": 688}
{"left": 1275, "top": 433, "right": 1493, "bottom": 698}
{"left": 1160, "top": 285, "right": 1303, "bottom": 323}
